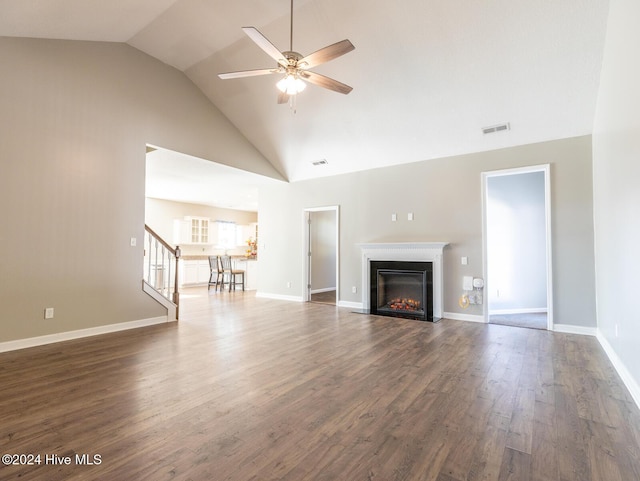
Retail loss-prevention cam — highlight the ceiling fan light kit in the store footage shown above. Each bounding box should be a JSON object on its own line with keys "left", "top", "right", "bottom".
{"left": 276, "top": 74, "right": 306, "bottom": 95}
{"left": 218, "top": 0, "right": 354, "bottom": 103}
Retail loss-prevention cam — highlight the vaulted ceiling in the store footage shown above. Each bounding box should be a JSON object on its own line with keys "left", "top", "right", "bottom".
{"left": 1, "top": 0, "right": 610, "bottom": 182}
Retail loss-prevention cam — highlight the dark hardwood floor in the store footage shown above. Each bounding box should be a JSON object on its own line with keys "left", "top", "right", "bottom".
{"left": 1, "top": 288, "right": 639, "bottom": 480}
{"left": 310, "top": 289, "right": 336, "bottom": 305}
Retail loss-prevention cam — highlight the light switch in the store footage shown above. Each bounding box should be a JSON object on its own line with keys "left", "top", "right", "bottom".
{"left": 461, "top": 256, "right": 468, "bottom": 265}
{"left": 391, "top": 213, "right": 397, "bottom": 222}
{"left": 130, "top": 237, "right": 137, "bottom": 247}
{"left": 408, "top": 213, "right": 414, "bottom": 221}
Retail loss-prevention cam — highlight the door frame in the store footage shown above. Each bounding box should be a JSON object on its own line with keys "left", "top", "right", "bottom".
{"left": 481, "top": 164, "right": 553, "bottom": 329}
{"left": 302, "top": 206, "right": 340, "bottom": 303}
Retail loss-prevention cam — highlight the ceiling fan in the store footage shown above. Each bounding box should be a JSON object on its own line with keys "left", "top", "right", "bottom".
{"left": 218, "top": 0, "right": 355, "bottom": 103}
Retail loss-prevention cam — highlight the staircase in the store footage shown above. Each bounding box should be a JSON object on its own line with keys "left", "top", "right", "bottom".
{"left": 143, "top": 225, "right": 180, "bottom": 320}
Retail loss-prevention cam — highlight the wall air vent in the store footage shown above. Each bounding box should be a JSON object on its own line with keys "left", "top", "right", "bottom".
{"left": 312, "top": 159, "right": 328, "bottom": 166}
{"left": 482, "top": 123, "right": 511, "bottom": 135}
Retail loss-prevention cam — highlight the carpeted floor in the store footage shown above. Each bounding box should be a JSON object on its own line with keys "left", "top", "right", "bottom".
{"left": 489, "top": 312, "right": 548, "bottom": 330}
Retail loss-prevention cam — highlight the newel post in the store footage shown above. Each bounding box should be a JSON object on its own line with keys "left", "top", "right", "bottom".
{"left": 173, "top": 246, "right": 181, "bottom": 319}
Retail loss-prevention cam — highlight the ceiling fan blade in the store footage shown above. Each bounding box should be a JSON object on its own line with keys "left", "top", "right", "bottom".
{"left": 218, "top": 68, "right": 280, "bottom": 80}
{"left": 298, "top": 39, "right": 355, "bottom": 69}
{"left": 242, "top": 27, "right": 288, "bottom": 67}
{"left": 277, "top": 91, "right": 289, "bottom": 104}
{"left": 300, "top": 71, "right": 353, "bottom": 95}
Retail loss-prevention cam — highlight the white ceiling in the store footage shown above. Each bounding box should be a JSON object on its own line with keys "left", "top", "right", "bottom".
{"left": 1, "top": 0, "right": 610, "bottom": 202}
{"left": 145, "top": 147, "right": 282, "bottom": 211}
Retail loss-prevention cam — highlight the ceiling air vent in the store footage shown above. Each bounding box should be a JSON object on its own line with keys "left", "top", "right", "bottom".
{"left": 312, "top": 159, "right": 328, "bottom": 166}
{"left": 482, "top": 122, "right": 511, "bottom": 135}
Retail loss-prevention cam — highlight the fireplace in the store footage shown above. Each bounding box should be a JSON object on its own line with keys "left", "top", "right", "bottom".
{"left": 370, "top": 261, "right": 434, "bottom": 321}
{"left": 357, "top": 242, "right": 448, "bottom": 321}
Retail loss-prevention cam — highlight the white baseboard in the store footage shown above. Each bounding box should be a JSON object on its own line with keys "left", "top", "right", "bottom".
{"left": 489, "top": 308, "right": 548, "bottom": 315}
{"left": 338, "top": 300, "right": 363, "bottom": 309}
{"left": 0, "top": 316, "right": 172, "bottom": 353}
{"left": 311, "top": 287, "right": 337, "bottom": 294}
{"left": 552, "top": 324, "right": 597, "bottom": 336}
{"left": 255, "top": 291, "right": 304, "bottom": 302}
{"left": 596, "top": 330, "right": 640, "bottom": 410}
{"left": 443, "top": 312, "right": 486, "bottom": 323}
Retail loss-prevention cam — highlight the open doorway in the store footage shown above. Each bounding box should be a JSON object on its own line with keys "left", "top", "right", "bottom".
{"left": 303, "top": 207, "right": 339, "bottom": 305}
{"left": 482, "top": 165, "right": 552, "bottom": 330}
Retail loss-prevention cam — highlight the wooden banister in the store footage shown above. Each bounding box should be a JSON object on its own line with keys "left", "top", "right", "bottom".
{"left": 145, "top": 224, "right": 177, "bottom": 254}
{"left": 143, "top": 224, "right": 181, "bottom": 319}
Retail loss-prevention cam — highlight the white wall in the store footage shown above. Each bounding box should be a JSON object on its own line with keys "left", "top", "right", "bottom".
{"left": 310, "top": 210, "right": 337, "bottom": 292}
{"left": 487, "top": 171, "right": 547, "bottom": 312}
{"left": 592, "top": 0, "right": 640, "bottom": 394}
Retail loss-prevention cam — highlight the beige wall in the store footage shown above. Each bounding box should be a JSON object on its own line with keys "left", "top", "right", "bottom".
{"left": 592, "top": 0, "right": 640, "bottom": 390}
{"left": 258, "top": 136, "right": 596, "bottom": 326}
{"left": 0, "top": 35, "right": 602, "bottom": 345}
{"left": 0, "top": 37, "right": 278, "bottom": 343}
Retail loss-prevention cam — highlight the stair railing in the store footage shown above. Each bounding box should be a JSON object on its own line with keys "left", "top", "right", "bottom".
{"left": 143, "top": 224, "right": 181, "bottom": 319}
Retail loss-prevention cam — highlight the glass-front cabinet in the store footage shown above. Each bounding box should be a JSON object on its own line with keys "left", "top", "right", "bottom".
{"left": 174, "top": 216, "right": 211, "bottom": 245}
{"left": 190, "top": 217, "right": 209, "bottom": 244}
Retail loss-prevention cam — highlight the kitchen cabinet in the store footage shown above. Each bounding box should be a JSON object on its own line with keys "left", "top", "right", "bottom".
{"left": 180, "top": 258, "right": 211, "bottom": 287}
{"left": 234, "top": 258, "right": 258, "bottom": 290}
{"left": 173, "top": 217, "right": 212, "bottom": 245}
{"left": 236, "top": 223, "right": 257, "bottom": 246}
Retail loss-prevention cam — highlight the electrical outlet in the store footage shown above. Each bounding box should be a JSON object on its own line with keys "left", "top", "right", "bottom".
{"left": 44, "top": 308, "right": 54, "bottom": 319}
{"left": 130, "top": 237, "right": 137, "bottom": 247}
{"left": 287, "top": 282, "right": 291, "bottom": 288}
{"left": 461, "top": 256, "right": 468, "bottom": 265}
{"left": 391, "top": 213, "right": 397, "bottom": 222}
{"left": 352, "top": 286, "right": 357, "bottom": 294}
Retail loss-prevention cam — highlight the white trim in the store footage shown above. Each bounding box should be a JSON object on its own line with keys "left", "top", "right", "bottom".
{"left": 443, "top": 312, "right": 487, "bottom": 323}
{"left": 338, "top": 300, "right": 363, "bottom": 309}
{"left": 596, "top": 330, "right": 640, "bottom": 410}
{"left": 303, "top": 206, "right": 340, "bottom": 304}
{"left": 311, "top": 287, "right": 337, "bottom": 294}
{"left": 0, "top": 316, "right": 171, "bottom": 353}
{"left": 553, "top": 324, "right": 597, "bottom": 336}
{"left": 143, "top": 280, "right": 177, "bottom": 320}
{"left": 489, "top": 308, "right": 548, "bottom": 315}
{"left": 256, "top": 291, "right": 304, "bottom": 302}
{"left": 481, "top": 164, "right": 553, "bottom": 330}
{"left": 357, "top": 242, "right": 448, "bottom": 320}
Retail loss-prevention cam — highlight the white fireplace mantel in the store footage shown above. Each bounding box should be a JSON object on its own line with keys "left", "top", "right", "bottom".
{"left": 357, "top": 242, "right": 448, "bottom": 319}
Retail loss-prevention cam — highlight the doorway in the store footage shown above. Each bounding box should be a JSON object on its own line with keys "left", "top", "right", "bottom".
{"left": 303, "top": 207, "right": 339, "bottom": 305}
{"left": 482, "top": 165, "right": 552, "bottom": 330}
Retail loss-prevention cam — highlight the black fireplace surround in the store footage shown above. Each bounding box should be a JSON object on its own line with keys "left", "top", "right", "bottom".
{"left": 369, "top": 261, "right": 435, "bottom": 322}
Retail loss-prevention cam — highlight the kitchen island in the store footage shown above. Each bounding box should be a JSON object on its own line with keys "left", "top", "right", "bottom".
{"left": 180, "top": 256, "right": 258, "bottom": 290}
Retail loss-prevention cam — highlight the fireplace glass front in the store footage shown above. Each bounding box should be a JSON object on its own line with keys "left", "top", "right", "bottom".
{"left": 370, "top": 261, "right": 434, "bottom": 321}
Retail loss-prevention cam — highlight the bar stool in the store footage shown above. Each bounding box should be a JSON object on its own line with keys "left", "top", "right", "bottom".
{"left": 219, "top": 255, "right": 245, "bottom": 291}
{"left": 208, "top": 256, "right": 223, "bottom": 291}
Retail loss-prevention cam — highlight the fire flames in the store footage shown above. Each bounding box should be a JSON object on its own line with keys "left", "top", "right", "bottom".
{"left": 386, "top": 298, "right": 421, "bottom": 311}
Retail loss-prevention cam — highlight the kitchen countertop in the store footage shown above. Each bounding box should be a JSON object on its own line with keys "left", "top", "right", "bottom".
{"left": 181, "top": 255, "right": 258, "bottom": 261}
